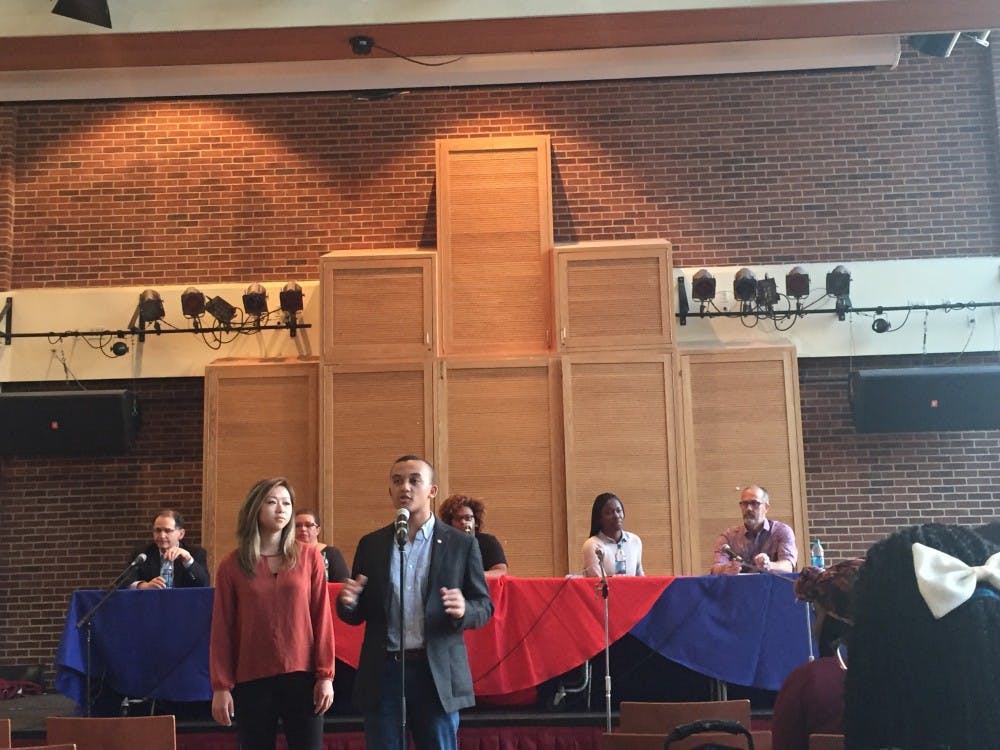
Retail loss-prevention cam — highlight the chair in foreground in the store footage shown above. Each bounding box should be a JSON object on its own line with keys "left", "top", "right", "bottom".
{"left": 1, "top": 717, "right": 10, "bottom": 747}
{"left": 603, "top": 730, "right": 771, "bottom": 750}
{"left": 46, "top": 715, "right": 176, "bottom": 750}
{"left": 809, "top": 733, "right": 844, "bottom": 750}
{"left": 618, "top": 700, "right": 753, "bottom": 734}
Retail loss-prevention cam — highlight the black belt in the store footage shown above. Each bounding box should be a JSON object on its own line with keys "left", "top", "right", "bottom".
{"left": 388, "top": 648, "right": 427, "bottom": 662}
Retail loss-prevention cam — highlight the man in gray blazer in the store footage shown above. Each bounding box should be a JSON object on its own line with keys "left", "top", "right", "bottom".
{"left": 336, "top": 455, "right": 493, "bottom": 750}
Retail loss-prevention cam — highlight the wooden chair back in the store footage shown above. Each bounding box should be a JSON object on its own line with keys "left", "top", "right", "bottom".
{"left": 0, "top": 717, "right": 10, "bottom": 747}
{"left": 16, "top": 745, "right": 78, "bottom": 750}
{"left": 603, "top": 730, "right": 771, "bottom": 750}
{"left": 46, "top": 715, "right": 176, "bottom": 750}
{"left": 618, "top": 700, "right": 753, "bottom": 734}
{"left": 809, "top": 734, "right": 844, "bottom": 750}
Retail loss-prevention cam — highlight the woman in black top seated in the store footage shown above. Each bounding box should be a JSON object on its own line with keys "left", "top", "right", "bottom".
{"left": 439, "top": 494, "right": 509, "bottom": 578}
{"left": 294, "top": 509, "right": 350, "bottom": 582}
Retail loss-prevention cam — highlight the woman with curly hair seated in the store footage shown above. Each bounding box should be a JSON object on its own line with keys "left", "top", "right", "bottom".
{"left": 772, "top": 557, "right": 863, "bottom": 750}
{"left": 845, "top": 523, "right": 1000, "bottom": 750}
{"left": 439, "top": 494, "right": 509, "bottom": 577}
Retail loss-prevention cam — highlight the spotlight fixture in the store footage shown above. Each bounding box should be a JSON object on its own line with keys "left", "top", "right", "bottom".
{"left": 733, "top": 268, "right": 758, "bottom": 302}
{"left": 180, "top": 287, "right": 206, "bottom": 319}
{"left": 827, "top": 265, "right": 852, "bottom": 321}
{"left": 826, "top": 265, "right": 851, "bottom": 297}
{"left": 138, "top": 289, "right": 165, "bottom": 325}
{"left": 785, "top": 266, "right": 810, "bottom": 299}
{"left": 110, "top": 340, "right": 129, "bottom": 357}
{"left": 242, "top": 283, "right": 269, "bottom": 319}
{"left": 52, "top": 0, "right": 112, "bottom": 29}
{"left": 691, "top": 270, "right": 717, "bottom": 302}
{"left": 205, "top": 296, "right": 237, "bottom": 328}
{"left": 872, "top": 316, "right": 891, "bottom": 334}
{"left": 755, "top": 275, "right": 779, "bottom": 307}
{"left": 280, "top": 282, "right": 304, "bottom": 338}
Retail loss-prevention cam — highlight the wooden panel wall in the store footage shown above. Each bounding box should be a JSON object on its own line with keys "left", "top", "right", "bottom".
{"left": 436, "top": 135, "right": 553, "bottom": 356}
{"left": 678, "top": 345, "right": 807, "bottom": 573}
{"left": 563, "top": 353, "right": 682, "bottom": 575}
{"left": 321, "top": 362, "right": 434, "bottom": 561}
{"left": 438, "top": 358, "right": 566, "bottom": 576}
{"left": 202, "top": 358, "right": 319, "bottom": 572}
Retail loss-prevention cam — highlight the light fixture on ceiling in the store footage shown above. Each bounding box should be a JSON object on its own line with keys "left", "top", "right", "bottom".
{"left": 51, "top": 0, "right": 111, "bottom": 29}
{"left": 280, "top": 282, "right": 304, "bottom": 337}
{"left": 181, "top": 287, "right": 206, "bottom": 319}
{"left": 755, "top": 275, "right": 779, "bottom": 308}
{"left": 908, "top": 30, "right": 990, "bottom": 58}
{"left": 785, "top": 266, "right": 810, "bottom": 299}
{"left": 826, "top": 265, "right": 852, "bottom": 321}
{"left": 242, "top": 283, "right": 268, "bottom": 321}
{"left": 733, "top": 268, "right": 758, "bottom": 304}
{"left": 691, "top": 270, "right": 716, "bottom": 302}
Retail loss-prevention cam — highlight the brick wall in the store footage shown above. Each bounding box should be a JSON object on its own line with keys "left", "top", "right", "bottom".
{"left": 1, "top": 44, "right": 1000, "bottom": 679}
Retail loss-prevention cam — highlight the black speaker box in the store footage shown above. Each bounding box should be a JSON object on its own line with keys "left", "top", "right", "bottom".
{"left": 850, "top": 366, "right": 1000, "bottom": 433}
{"left": 0, "top": 389, "right": 141, "bottom": 456}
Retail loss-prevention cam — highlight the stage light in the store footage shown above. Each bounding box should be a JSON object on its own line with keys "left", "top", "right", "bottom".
{"left": 827, "top": 265, "right": 852, "bottom": 321}
{"left": 872, "top": 316, "right": 891, "bottom": 334}
{"left": 756, "top": 275, "right": 779, "bottom": 307}
{"left": 733, "top": 268, "right": 757, "bottom": 302}
{"left": 826, "top": 265, "right": 851, "bottom": 298}
{"left": 181, "top": 287, "right": 206, "bottom": 319}
{"left": 691, "top": 270, "right": 716, "bottom": 302}
{"left": 110, "top": 340, "right": 129, "bottom": 357}
{"left": 786, "top": 266, "right": 810, "bottom": 298}
{"left": 280, "top": 282, "right": 304, "bottom": 315}
{"left": 280, "top": 282, "right": 304, "bottom": 338}
{"left": 205, "top": 296, "right": 237, "bottom": 328}
{"left": 242, "top": 283, "right": 268, "bottom": 319}
{"left": 137, "top": 290, "right": 165, "bottom": 325}
{"left": 52, "top": 0, "right": 112, "bottom": 29}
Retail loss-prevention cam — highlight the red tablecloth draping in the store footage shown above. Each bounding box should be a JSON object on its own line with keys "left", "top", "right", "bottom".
{"left": 329, "top": 576, "right": 672, "bottom": 695}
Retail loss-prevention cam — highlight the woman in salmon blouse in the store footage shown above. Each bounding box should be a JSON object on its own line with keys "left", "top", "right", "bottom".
{"left": 209, "top": 477, "right": 336, "bottom": 750}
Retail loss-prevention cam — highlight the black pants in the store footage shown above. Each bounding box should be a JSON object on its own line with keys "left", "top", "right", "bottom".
{"left": 232, "top": 671, "right": 323, "bottom": 750}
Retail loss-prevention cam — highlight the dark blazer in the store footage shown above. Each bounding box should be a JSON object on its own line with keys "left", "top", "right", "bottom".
{"left": 125, "top": 543, "right": 211, "bottom": 588}
{"left": 336, "top": 519, "right": 492, "bottom": 713}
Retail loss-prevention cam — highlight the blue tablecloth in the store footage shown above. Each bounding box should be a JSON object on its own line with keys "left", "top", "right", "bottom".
{"left": 55, "top": 574, "right": 810, "bottom": 707}
{"left": 631, "top": 573, "right": 811, "bottom": 691}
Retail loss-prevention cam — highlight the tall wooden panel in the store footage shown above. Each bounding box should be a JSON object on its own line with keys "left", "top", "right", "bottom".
{"left": 436, "top": 135, "right": 553, "bottom": 356}
{"left": 320, "top": 249, "right": 436, "bottom": 363}
{"left": 562, "top": 353, "right": 682, "bottom": 575}
{"left": 556, "top": 239, "right": 674, "bottom": 351}
{"left": 678, "top": 344, "right": 807, "bottom": 574}
{"left": 203, "top": 357, "right": 319, "bottom": 572}
{"left": 438, "top": 358, "right": 565, "bottom": 577}
{"left": 321, "top": 362, "right": 434, "bottom": 564}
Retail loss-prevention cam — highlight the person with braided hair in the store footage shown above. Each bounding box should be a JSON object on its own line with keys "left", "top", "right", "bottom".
{"left": 844, "top": 523, "right": 1000, "bottom": 750}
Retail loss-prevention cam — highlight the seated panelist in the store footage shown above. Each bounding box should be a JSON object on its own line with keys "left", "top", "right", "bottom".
{"left": 126, "top": 509, "right": 210, "bottom": 589}
{"left": 582, "top": 492, "right": 644, "bottom": 577}
{"left": 711, "top": 485, "right": 797, "bottom": 575}
{"left": 439, "top": 494, "right": 509, "bottom": 578}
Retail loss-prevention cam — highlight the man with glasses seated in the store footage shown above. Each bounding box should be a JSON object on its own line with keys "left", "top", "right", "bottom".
{"left": 710, "top": 485, "right": 797, "bottom": 575}
{"left": 126, "top": 509, "right": 210, "bottom": 589}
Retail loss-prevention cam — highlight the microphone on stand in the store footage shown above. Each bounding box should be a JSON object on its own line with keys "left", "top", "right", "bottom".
{"left": 114, "top": 553, "right": 147, "bottom": 588}
{"left": 394, "top": 508, "right": 410, "bottom": 547}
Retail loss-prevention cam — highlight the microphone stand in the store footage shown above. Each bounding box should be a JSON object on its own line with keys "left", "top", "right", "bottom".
{"left": 595, "top": 549, "right": 612, "bottom": 733}
{"left": 396, "top": 527, "right": 407, "bottom": 750}
{"left": 75, "top": 556, "right": 145, "bottom": 717}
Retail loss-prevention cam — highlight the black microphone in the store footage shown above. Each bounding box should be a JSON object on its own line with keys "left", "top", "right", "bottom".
{"left": 394, "top": 508, "right": 410, "bottom": 546}
{"left": 113, "top": 552, "right": 147, "bottom": 589}
{"left": 720, "top": 544, "right": 743, "bottom": 563}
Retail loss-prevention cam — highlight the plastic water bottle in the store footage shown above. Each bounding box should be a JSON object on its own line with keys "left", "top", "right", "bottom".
{"left": 160, "top": 557, "right": 174, "bottom": 588}
{"left": 810, "top": 538, "right": 825, "bottom": 569}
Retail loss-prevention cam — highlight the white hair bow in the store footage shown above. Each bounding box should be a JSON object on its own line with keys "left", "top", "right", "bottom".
{"left": 912, "top": 542, "right": 1000, "bottom": 619}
